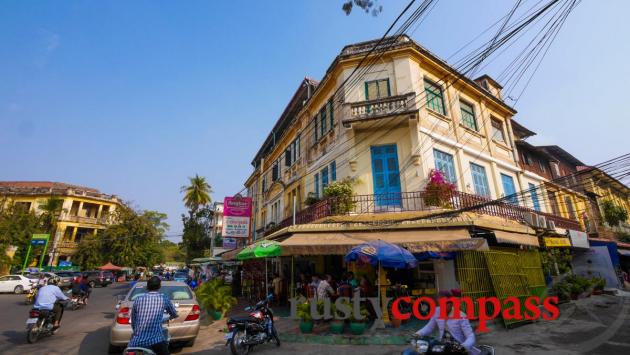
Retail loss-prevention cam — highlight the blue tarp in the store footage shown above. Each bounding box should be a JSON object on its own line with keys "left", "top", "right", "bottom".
{"left": 589, "top": 240, "right": 620, "bottom": 267}
{"left": 414, "top": 251, "right": 456, "bottom": 261}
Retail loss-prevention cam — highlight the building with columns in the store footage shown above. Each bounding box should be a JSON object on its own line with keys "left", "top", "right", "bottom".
{"left": 0, "top": 181, "right": 121, "bottom": 266}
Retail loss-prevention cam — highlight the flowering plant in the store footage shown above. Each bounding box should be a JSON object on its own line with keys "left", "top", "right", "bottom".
{"left": 423, "top": 169, "right": 456, "bottom": 207}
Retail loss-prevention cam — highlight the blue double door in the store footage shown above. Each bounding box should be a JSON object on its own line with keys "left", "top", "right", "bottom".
{"left": 370, "top": 144, "right": 402, "bottom": 208}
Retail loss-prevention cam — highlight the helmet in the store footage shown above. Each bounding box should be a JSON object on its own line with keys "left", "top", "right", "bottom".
{"left": 48, "top": 276, "right": 60, "bottom": 286}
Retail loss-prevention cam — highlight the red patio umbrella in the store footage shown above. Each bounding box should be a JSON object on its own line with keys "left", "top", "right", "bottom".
{"left": 97, "top": 262, "right": 123, "bottom": 271}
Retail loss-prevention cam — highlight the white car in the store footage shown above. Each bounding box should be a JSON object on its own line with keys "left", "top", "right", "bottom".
{"left": 0, "top": 275, "right": 34, "bottom": 294}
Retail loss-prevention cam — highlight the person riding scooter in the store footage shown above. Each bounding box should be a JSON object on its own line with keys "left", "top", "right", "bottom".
{"left": 34, "top": 277, "right": 69, "bottom": 331}
{"left": 404, "top": 290, "right": 480, "bottom": 355}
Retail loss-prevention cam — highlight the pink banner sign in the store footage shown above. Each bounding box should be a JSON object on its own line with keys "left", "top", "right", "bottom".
{"left": 224, "top": 195, "right": 252, "bottom": 217}
{"left": 222, "top": 194, "right": 252, "bottom": 238}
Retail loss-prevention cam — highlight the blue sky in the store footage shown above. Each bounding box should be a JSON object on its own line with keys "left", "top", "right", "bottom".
{"left": 1, "top": 0, "right": 628, "bottom": 238}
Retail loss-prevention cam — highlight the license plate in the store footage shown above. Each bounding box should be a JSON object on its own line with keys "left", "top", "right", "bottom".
{"left": 26, "top": 318, "right": 38, "bottom": 325}
{"left": 224, "top": 333, "right": 233, "bottom": 340}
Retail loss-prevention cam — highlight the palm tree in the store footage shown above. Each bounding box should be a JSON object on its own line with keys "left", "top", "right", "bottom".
{"left": 181, "top": 174, "right": 213, "bottom": 213}
{"left": 38, "top": 197, "right": 65, "bottom": 235}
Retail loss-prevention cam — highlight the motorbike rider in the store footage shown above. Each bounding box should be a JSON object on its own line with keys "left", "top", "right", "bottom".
{"left": 34, "top": 277, "right": 68, "bottom": 330}
{"left": 404, "top": 290, "right": 480, "bottom": 355}
{"left": 128, "top": 276, "right": 178, "bottom": 355}
{"left": 80, "top": 273, "right": 92, "bottom": 304}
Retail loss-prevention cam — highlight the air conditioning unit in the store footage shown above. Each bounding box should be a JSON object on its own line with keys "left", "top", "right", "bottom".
{"left": 537, "top": 215, "right": 547, "bottom": 229}
{"left": 523, "top": 212, "right": 538, "bottom": 227}
{"left": 546, "top": 220, "right": 556, "bottom": 231}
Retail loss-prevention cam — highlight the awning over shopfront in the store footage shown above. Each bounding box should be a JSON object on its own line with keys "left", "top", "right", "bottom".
{"left": 221, "top": 247, "right": 244, "bottom": 261}
{"left": 618, "top": 249, "right": 630, "bottom": 257}
{"left": 493, "top": 230, "right": 539, "bottom": 247}
{"left": 279, "top": 228, "right": 480, "bottom": 256}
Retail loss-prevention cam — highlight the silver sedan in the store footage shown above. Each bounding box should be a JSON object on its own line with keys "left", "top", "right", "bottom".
{"left": 108, "top": 281, "right": 200, "bottom": 352}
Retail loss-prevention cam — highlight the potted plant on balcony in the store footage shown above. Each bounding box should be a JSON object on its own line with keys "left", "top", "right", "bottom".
{"left": 423, "top": 169, "right": 456, "bottom": 208}
{"left": 304, "top": 192, "right": 320, "bottom": 207}
{"left": 195, "top": 279, "right": 237, "bottom": 320}
{"left": 297, "top": 301, "right": 314, "bottom": 333}
{"left": 323, "top": 178, "right": 357, "bottom": 215}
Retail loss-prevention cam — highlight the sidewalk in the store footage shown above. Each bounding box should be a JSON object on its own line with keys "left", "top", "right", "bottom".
{"left": 186, "top": 294, "right": 630, "bottom": 354}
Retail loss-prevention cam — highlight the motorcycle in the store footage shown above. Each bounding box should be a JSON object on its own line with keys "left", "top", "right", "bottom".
{"left": 122, "top": 313, "right": 171, "bottom": 355}
{"left": 25, "top": 284, "right": 40, "bottom": 305}
{"left": 25, "top": 301, "right": 67, "bottom": 344}
{"left": 64, "top": 290, "right": 87, "bottom": 310}
{"left": 225, "top": 294, "right": 280, "bottom": 355}
{"left": 403, "top": 336, "right": 495, "bottom": 355}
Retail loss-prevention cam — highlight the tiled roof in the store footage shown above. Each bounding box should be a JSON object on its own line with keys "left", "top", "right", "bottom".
{"left": 0, "top": 181, "right": 100, "bottom": 193}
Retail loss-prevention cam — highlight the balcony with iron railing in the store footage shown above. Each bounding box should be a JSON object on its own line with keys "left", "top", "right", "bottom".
{"left": 57, "top": 240, "right": 79, "bottom": 250}
{"left": 257, "top": 190, "right": 582, "bottom": 237}
{"left": 342, "top": 92, "right": 417, "bottom": 127}
{"left": 61, "top": 213, "right": 109, "bottom": 225}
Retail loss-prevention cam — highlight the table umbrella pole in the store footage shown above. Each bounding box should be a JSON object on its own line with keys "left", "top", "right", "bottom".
{"left": 265, "top": 259, "right": 268, "bottom": 298}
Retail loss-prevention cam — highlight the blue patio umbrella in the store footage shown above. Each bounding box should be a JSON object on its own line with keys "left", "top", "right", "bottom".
{"left": 345, "top": 240, "right": 417, "bottom": 327}
{"left": 344, "top": 240, "right": 418, "bottom": 269}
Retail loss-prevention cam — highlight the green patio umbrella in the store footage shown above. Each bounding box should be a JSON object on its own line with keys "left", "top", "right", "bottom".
{"left": 254, "top": 240, "right": 282, "bottom": 258}
{"left": 236, "top": 243, "right": 257, "bottom": 261}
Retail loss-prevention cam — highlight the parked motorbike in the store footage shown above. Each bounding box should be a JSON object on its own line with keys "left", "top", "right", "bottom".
{"left": 25, "top": 301, "right": 67, "bottom": 344}
{"left": 225, "top": 294, "right": 280, "bottom": 355}
{"left": 122, "top": 314, "right": 171, "bottom": 355}
{"left": 403, "top": 336, "right": 495, "bottom": 355}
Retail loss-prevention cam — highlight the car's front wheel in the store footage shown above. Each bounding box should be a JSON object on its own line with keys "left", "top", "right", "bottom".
{"left": 14, "top": 285, "right": 24, "bottom": 294}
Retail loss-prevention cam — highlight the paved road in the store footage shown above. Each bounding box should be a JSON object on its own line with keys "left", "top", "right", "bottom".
{"left": 0, "top": 283, "right": 126, "bottom": 355}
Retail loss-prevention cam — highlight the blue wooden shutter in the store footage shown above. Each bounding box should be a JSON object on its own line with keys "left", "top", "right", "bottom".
{"left": 433, "top": 149, "right": 457, "bottom": 184}
{"left": 501, "top": 174, "right": 518, "bottom": 205}
{"left": 528, "top": 183, "right": 541, "bottom": 211}
{"left": 330, "top": 161, "right": 337, "bottom": 182}
{"left": 470, "top": 163, "right": 490, "bottom": 197}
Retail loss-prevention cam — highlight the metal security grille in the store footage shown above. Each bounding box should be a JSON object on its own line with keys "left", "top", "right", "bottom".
{"left": 456, "top": 251, "right": 495, "bottom": 316}
{"left": 483, "top": 251, "right": 532, "bottom": 328}
{"left": 516, "top": 249, "right": 547, "bottom": 298}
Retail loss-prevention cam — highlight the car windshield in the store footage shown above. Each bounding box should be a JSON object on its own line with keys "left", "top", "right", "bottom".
{"left": 129, "top": 285, "right": 193, "bottom": 301}
{"left": 174, "top": 273, "right": 187, "bottom": 278}
{"left": 25, "top": 274, "right": 40, "bottom": 279}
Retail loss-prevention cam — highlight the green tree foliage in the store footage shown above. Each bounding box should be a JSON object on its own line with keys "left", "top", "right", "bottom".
{"left": 601, "top": 200, "right": 628, "bottom": 227}
{"left": 181, "top": 205, "right": 213, "bottom": 262}
{"left": 0, "top": 199, "right": 43, "bottom": 270}
{"left": 38, "top": 197, "right": 65, "bottom": 234}
{"left": 161, "top": 240, "right": 186, "bottom": 262}
{"left": 73, "top": 205, "right": 168, "bottom": 268}
{"left": 342, "top": 0, "right": 382, "bottom": 16}
{"left": 181, "top": 174, "right": 212, "bottom": 214}
{"left": 74, "top": 234, "right": 103, "bottom": 270}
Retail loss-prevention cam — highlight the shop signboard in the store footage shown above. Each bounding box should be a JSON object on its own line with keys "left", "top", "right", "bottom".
{"left": 222, "top": 194, "right": 252, "bottom": 239}
{"left": 544, "top": 237, "right": 572, "bottom": 248}
{"left": 567, "top": 229, "right": 589, "bottom": 249}
{"left": 223, "top": 237, "right": 238, "bottom": 250}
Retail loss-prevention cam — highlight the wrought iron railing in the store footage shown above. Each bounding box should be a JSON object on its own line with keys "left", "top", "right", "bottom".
{"left": 257, "top": 189, "right": 582, "bottom": 236}
{"left": 346, "top": 92, "right": 417, "bottom": 120}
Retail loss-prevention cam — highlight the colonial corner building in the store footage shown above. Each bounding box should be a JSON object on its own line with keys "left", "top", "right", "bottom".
{"left": 223, "top": 36, "right": 630, "bottom": 318}
{"left": 0, "top": 181, "right": 121, "bottom": 266}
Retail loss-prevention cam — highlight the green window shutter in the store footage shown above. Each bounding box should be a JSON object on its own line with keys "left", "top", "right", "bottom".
{"left": 460, "top": 101, "right": 477, "bottom": 131}
{"left": 320, "top": 107, "right": 326, "bottom": 136}
{"left": 328, "top": 99, "right": 334, "bottom": 129}
{"left": 424, "top": 80, "right": 445, "bottom": 115}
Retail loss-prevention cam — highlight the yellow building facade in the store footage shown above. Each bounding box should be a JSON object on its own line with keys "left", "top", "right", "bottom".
{"left": 0, "top": 181, "right": 121, "bottom": 266}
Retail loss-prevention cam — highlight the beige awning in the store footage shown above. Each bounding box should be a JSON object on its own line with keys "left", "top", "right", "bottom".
{"left": 280, "top": 228, "right": 476, "bottom": 256}
{"left": 494, "top": 230, "right": 539, "bottom": 247}
{"left": 221, "top": 247, "right": 243, "bottom": 261}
